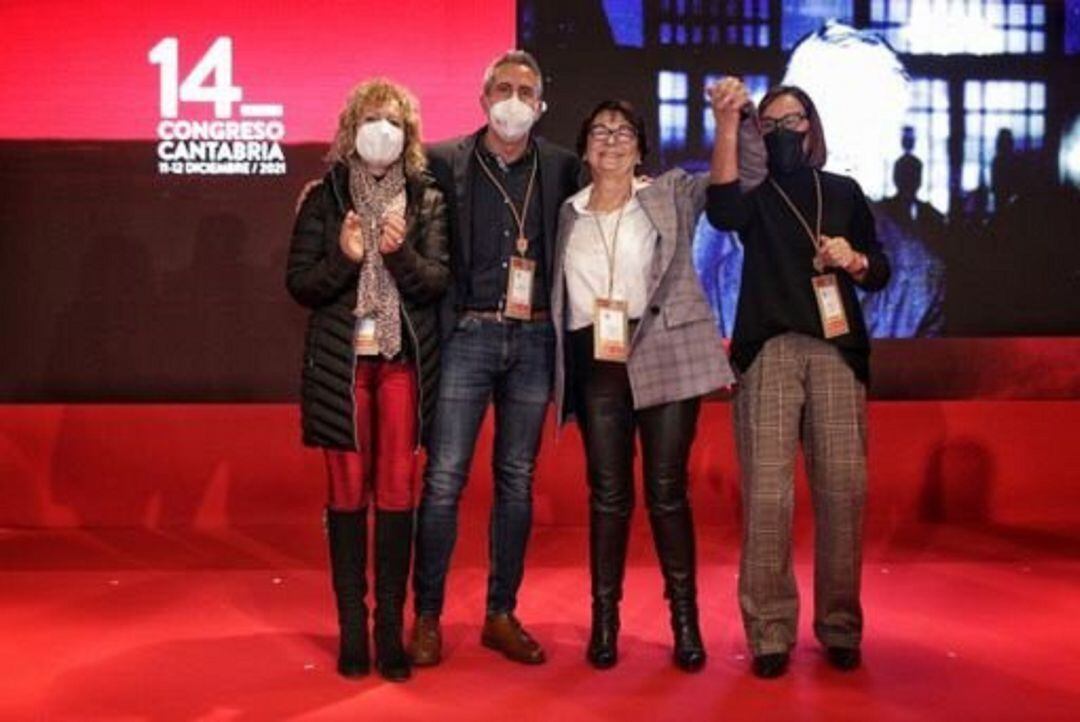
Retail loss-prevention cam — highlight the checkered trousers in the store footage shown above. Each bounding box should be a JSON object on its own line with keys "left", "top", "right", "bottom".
{"left": 733, "top": 332, "right": 867, "bottom": 655}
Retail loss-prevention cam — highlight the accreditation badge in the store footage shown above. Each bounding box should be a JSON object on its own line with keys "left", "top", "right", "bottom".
{"left": 811, "top": 274, "right": 850, "bottom": 339}
{"left": 354, "top": 316, "right": 380, "bottom": 356}
{"left": 593, "top": 297, "right": 629, "bottom": 362}
{"left": 504, "top": 255, "right": 536, "bottom": 320}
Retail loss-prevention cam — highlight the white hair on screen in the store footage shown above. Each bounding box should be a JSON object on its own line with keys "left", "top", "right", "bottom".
{"left": 782, "top": 21, "right": 910, "bottom": 200}
{"left": 1061, "top": 117, "right": 1080, "bottom": 188}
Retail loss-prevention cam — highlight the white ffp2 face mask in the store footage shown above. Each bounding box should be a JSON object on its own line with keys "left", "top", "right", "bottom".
{"left": 354, "top": 120, "right": 405, "bottom": 167}
{"left": 488, "top": 97, "right": 538, "bottom": 143}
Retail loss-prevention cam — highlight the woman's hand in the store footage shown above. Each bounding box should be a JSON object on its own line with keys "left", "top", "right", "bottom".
{"left": 378, "top": 211, "right": 407, "bottom": 254}
{"left": 707, "top": 77, "right": 749, "bottom": 186}
{"left": 339, "top": 210, "right": 365, "bottom": 263}
{"left": 817, "top": 235, "right": 868, "bottom": 278}
{"left": 707, "top": 77, "right": 749, "bottom": 130}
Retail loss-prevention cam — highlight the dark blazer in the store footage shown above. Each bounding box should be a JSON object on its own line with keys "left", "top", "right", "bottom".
{"left": 426, "top": 129, "right": 581, "bottom": 335}
{"left": 286, "top": 164, "right": 450, "bottom": 449}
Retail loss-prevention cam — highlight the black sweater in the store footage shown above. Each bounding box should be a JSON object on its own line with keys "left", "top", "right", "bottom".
{"left": 706, "top": 169, "right": 890, "bottom": 383}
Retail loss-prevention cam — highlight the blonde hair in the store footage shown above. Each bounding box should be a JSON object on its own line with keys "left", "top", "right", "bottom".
{"left": 326, "top": 78, "right": 426, "bottom": 177}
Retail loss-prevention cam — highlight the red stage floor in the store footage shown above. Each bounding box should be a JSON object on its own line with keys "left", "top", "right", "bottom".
{"left": 3, "top": 522, "right": 1078, "bottom": 721}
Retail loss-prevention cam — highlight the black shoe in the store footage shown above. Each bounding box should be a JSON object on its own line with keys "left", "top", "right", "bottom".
{"left": 674, "top": 647, "right": 706, "bottom": 672}
{"left": 586, "top": 606, "right": 619, "bottom": 669}
{"left": 674, "top": 646, "right": 706, "bottom": 672}
{"left": 375, "top": 643, "right": 411, "bottom": 682}
{"left": 752, "top": 652, "right": 790, "bottom": 679}
{"left": 671, "top": 604, "right": 706, "bottom": 672}
{"left": 327, "top": 509, "right": 370, "bottom": 678}
{"left": 825, "top": 646, "right": 861, "bottom": 671}
{"left": 586, "top": 641, "right": 618, "bottom": 669}
{"left": 374, "top": 510, "right": 414, "bottom": 682}
{"left": 648, "top": 506, "right": 706, "bottom": 673}
{"left": 337, "top": 649, "right": 370, "bottom": 678}
{"left": 587, "top": 510, "right": 629, "bottom": 671}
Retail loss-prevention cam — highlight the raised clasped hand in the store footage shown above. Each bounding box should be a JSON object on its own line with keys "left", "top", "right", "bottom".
{"left": 707, "top": 76, "right": 749, "bottom": 126}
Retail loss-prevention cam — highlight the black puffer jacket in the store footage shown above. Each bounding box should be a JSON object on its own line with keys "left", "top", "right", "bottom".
{"left": 286, "top": 163, "right": 450, "bottom": 449}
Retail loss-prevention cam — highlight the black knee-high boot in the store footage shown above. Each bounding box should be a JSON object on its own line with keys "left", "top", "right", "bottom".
{"left": 327, "top": 508, "right": 370, "bottom": 677}
{"left": 374, "top": 509, "right": 414, "bottom": 682}
{"left": 587, "top": 510, "right": 631, "bottom": 669}
{"left": 649, "top": 506, "right": 706, "bottom": 672}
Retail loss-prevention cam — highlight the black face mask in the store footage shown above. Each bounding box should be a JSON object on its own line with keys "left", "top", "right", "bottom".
{"left": 764, "top": 128, "right": 808, "bottom": 175}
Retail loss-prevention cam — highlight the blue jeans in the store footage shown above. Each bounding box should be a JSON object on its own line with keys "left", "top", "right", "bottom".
{"left": 413, "top": 315, "right": 554, "bottom": 616}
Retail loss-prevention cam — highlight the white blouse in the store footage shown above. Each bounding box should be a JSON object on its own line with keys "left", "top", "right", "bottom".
{"left": 563, "top": 180, "right": 657, "bottom": 331}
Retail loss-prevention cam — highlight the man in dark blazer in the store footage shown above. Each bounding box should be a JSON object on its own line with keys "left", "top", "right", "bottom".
{"left": 409, "top": 50, "right": 580, "bottom": 667}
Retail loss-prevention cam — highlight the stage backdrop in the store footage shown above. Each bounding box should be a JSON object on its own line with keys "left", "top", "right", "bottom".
{"left": 0, "top": 0, "right": 514, "bottom": 401}
{"left": 520, "top": 0, "right": 1080, "bottom": 399}
{"left": 1, "top": 0, "right": 1078, "bottom": 402}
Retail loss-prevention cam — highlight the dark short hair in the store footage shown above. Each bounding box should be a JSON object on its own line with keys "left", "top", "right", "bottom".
{"left": 758, "top": 85, "right": 827, "bottom": 169}
{"left": 575, "top": 99, "right": 649, "bottom": 162}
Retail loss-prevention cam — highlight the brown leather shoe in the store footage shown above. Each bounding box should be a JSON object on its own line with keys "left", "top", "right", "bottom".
{"left": 407, "top": 613, "right": 441, "bottom": 667}
{"left": 480, "top": 613, "right": 546, "bottom": 665}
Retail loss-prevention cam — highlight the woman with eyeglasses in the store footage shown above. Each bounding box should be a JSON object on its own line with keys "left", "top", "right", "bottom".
{"left": 550, "top": 98, "right": 760, "bottom": 671}
{"left": 706, "top": 81, "right": 891, "bottom": 679}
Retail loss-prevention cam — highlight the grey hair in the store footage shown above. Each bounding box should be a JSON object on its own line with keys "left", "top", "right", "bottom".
{"left": 481, "top": 50, "right": 544, "bottom": 98}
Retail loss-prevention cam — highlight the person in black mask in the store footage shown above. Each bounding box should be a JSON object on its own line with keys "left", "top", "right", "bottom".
{"left": 706, "top": 82, "right": 890, "bottom": 679}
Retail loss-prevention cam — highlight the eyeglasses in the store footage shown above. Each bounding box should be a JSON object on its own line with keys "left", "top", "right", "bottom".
{"left": 588, "top": 124, "right": 638, "bottom": 144}
{"left": 760, "top": 112, "right": 808, "bottom": 134}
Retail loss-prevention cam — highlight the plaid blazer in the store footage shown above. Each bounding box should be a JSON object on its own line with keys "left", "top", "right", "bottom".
{"left": 552, "top": 167, "right": 736, "bottom": 420}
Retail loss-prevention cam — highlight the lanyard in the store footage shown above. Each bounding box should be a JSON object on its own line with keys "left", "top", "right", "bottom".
{"left": 768, "top": 169, "right": 823, "bottom": 257}
{"left": 589, "top": 190, "right": 631, "bottom": 298}
{"left": 474, "top": 148, "right": 538, "bottom": 256}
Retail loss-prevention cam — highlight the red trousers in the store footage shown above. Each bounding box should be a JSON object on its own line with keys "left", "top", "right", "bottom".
{"left": 324, "top": 359, "right": 418, "bottom": 511}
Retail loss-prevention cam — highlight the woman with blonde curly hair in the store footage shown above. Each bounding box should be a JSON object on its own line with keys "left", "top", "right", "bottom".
{"left": 287, "top": 78, "right": 449, "bottom": 682}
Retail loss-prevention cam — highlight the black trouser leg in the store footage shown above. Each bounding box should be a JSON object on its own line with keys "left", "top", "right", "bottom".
{"left": 574, "top": 329, "right": 635, "bottom": 668}
{"left": 374, "top": 509, "right": 414, "bottom": 682}
{"left": 327, "top": 508, "right": 370, "bottom": 677}
{"left": 588, "top": 509, "right": 631, "bottom": 668}
{"left": 640, "top": 398, "right": 706, "bottom": 672}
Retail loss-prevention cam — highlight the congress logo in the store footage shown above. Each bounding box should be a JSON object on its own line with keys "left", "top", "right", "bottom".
{"left": 150, "top": 37, "right": 286, "bottom": 176}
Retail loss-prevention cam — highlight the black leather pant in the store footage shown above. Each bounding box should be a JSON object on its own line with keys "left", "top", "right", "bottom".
{"left": 570, "top": 328, "right": 702, "bottom": 614}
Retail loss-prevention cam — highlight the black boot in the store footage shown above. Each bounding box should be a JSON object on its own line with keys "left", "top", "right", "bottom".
{"left": 587, "top": 510, "right": 630, "bottom": 669}
{"left": 374, "top": 509, "right": 414, "bottom": 682}
{"left": 649, "top": 507, "right": 706, "bottom": 672}
{"left": 326, "top": 508, "right": 370, "bottom": 677}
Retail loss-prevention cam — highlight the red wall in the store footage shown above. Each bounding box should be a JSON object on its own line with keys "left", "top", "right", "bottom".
{"left": 0, "top": 0, "right": 512, "bottom": 142}
{"left": 4, "top": 402, "right": 1077, "bottom": 532}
